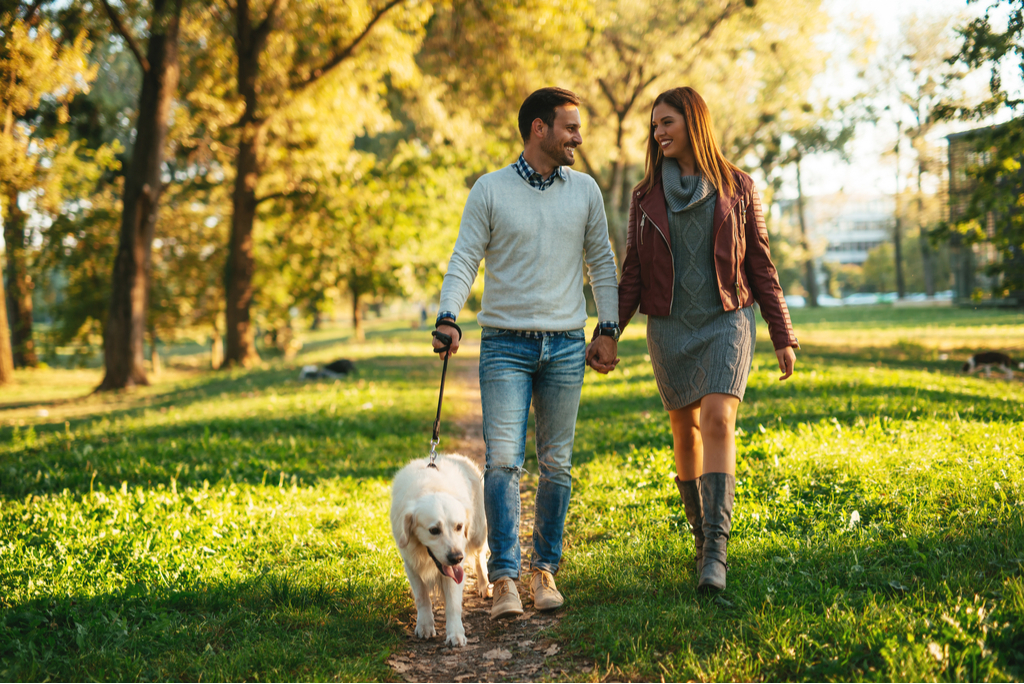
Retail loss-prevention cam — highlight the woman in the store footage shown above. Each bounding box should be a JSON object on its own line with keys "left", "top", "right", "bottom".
{"left": 591, "top": 87, "right": 798, "bottom": 593}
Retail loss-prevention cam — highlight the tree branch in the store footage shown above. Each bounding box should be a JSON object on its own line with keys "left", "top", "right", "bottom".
{"left": 22, "top": 0, "right": 45, "bottom": 25}
{"left": 575, "top": 147, "right": 609, "bottom": 193}
{"left": 289, "top": 0, "right": 406, "bottom": 94}
{"left": 695, "top": 1, "right": 745, "bottom": 47}
{"left": 99, "top": 0, "right": 150, "bottom": 72}
{"left": 254, "top": 0, "right": 283, "bottom": 46}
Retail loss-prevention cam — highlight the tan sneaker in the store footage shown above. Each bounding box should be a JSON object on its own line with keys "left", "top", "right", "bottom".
{"left": 530, "top": 569, "right": 564, "bottom": 611}
{"left": 490, "top": 578, "right": 524, "bottom": 619}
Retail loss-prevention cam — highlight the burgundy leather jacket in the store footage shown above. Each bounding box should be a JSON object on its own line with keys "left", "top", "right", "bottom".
{"left": 614, "top": 169, "right": 798, "bottom": 350}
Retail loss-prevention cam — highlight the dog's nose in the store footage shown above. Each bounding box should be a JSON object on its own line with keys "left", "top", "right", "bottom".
{"left": 447, "top": 551, "right": 464, "bottom": 565}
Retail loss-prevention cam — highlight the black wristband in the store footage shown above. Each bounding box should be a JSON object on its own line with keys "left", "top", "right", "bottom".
{"left": 436, "top": 320, "right": 462, "bottom": 341}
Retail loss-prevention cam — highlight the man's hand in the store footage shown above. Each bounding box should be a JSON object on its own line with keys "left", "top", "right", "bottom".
{"left": 432, "top": 322, "right": 461, "bottom": 359}
{"left": 776, "top": 346, "right": 796, "bottom": 380}
{"left": 586, "top": 336, "right": 619, "bottom": 374}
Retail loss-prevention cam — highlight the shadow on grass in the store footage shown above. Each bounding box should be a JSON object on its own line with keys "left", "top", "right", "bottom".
{"left": 1, "top": 353, "right": 438, "bottom": 434}
{"left": 0, "top": 405, "right": 439, "bottom": 499}
{"left": 0, "top": 570, "right": 407, "bottom": 681}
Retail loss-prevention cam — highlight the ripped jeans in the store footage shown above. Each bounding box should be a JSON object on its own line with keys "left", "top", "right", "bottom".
{"left": 478, "top": 327, "right": 586, "bottom": 580}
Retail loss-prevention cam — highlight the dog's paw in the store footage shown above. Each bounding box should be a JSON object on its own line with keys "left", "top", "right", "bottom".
{"left": 446, "top": 631, "right": 467, "bottom": 647}
{"left": 477, "top": 582, "right": 491, "bottom": 599}
{"left": 414, "top": 622, "right": 437, "bottom": 639}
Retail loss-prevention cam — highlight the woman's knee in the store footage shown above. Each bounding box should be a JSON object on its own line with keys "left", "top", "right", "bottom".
{"left": 699, "top": 402, "right": 736, "bottom": 441}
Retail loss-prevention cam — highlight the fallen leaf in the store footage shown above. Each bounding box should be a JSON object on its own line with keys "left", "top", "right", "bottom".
{"left": 483, "top": 647, "right": 513, "bottom": 661}
{"left": 544, "top": 644, "right": 560, "bottom": 656}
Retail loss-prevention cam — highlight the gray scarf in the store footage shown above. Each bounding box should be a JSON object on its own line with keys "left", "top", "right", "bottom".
{"left": 662, "top": 157, "right": 716, "bottom": 212}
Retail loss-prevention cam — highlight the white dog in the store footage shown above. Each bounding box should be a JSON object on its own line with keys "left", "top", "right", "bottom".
{"left": 390, "top": 453, "right": 489, "bottom": 646}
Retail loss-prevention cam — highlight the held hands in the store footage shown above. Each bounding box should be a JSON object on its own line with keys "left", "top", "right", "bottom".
{"left": 586, "top": 336, "right": 620, "bottom": 374}
{"left": 776, "top": 346, "right": 796, "bottom": 381}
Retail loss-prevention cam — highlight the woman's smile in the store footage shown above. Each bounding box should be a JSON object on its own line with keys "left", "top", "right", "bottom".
{"left": 652, "top": 102, "right": 690, "bottom": 161}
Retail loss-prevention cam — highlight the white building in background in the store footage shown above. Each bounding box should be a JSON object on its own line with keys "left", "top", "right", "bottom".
{"left": 777, "top": 193, "right": 894, "bottom": 265}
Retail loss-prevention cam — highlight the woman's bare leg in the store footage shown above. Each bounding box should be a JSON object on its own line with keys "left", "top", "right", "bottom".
{"left": 697, "top": 393, "right": 739, "bottom": 475}
{"left": 668, "top": 400, "right": 702, "bottom": 480}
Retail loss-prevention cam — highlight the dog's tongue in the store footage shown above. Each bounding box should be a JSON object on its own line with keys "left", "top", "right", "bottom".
{"left": 443, "top": 564, "right": 465, "bottom": 584}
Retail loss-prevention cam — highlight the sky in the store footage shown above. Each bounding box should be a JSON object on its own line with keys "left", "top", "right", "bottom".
{"left": 787, "top": 0, "right": 1009, "bottom": 200}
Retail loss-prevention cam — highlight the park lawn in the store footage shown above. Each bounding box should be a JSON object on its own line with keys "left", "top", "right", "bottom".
{"left": 1, "top": 306, "right": 1023, "bottom": 681}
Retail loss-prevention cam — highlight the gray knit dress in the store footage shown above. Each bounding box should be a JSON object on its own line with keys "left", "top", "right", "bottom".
{"left": 647, "top": 159, "right": 755, "bottom": 410}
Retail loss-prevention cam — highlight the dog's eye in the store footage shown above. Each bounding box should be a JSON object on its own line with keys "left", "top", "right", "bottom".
{"left": 429, "top": 526, "right": 441, "bottom": 535}
{"left": 455, "top": 524, "right": 463, "bottom": 532}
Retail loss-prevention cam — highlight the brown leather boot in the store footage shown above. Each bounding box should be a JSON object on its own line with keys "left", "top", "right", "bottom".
{"left": 698, "top": 472, "right": 735, "bottom": 593}
{"left": 675, "top": 476, "right": 704, "bottom": 574}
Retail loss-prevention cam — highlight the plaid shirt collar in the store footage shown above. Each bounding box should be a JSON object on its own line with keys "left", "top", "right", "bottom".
{"left": 512, "top": 152, "right": 567, "bottom": 191}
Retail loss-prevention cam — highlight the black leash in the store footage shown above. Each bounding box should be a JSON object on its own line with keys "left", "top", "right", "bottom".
{"left": 428, "top": 330, "right": 453, "bottom": 469}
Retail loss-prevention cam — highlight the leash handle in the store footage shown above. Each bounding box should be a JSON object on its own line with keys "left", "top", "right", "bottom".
{"left": 432, "top": 330, "right": 452, "bottom": 354}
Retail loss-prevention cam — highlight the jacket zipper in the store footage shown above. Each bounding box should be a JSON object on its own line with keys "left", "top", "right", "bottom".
{"left": 640, "top": 208, "right": 674, "bottom": 312}
{"left": 735, "top": 198, "right": 744, "bottom": 302}
{"left": 639, "top": 213, "right": 645, "bottom": 245}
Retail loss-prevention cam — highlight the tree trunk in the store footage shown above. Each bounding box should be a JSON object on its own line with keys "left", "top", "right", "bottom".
{"left": 210, "top": 326, "right": 224, "bottom": 369}
{"left": 0, "top": 255, "right": 14, "bottom": 385}
{"left": 795, "top": 156, "right": 818, "bottom": 307}
{"left": 99, "top": 0, "right": 182, "bottom": 391}
{"left": 920, "top": 226, "right": 935, "bottom": 297}
{"left": 223, "top": 0, "right": 271, "bottom": 369}
{"left": 150, "top": 329, "right": 161, "bottom": 378}
{"left": 917, "top": 172, "right": 935, "bottom": 297}
{"left": 607, "top": 116, "right": 628, "bottom": 266}
{"left": 894, "top": 214, "right": 905, "bottom": 298}
{"left": 893, "top": 136, "right": 905, "bottom": 299}
{"left": 224, "top": 126, "right": 261, "bottom": 367}
{"left": 3, "top": 187, "right": 36, "bottom": 367}
{"left": 351, "top": 287, "right": 364, "bottom": 343}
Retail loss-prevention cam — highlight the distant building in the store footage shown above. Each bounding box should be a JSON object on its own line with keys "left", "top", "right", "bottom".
{"left": 777, "top": 193, "right": 894, "bottom": 266}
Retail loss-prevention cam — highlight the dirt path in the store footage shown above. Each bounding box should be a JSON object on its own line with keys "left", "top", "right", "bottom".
{"left": 387, "top": 343, "right": 595, "bottom": 682}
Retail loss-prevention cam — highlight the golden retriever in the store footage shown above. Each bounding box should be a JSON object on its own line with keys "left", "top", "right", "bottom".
{"left": 390, "top": 453, "right": 489, "bottom": 646}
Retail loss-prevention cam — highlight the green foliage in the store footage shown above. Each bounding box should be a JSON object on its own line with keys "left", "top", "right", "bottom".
{"left": 939, "top": 2, "right": 1024, "bottom": 293}
{"left": 856, "top": 233, "right": 954, "bottom": 295}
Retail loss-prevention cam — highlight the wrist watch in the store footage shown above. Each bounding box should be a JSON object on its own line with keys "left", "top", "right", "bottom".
{"left": 598, "top": 324, "right": 621, "bottom": 341}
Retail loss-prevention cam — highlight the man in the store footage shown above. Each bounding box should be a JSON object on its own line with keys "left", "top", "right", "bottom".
{"left": 432, "top": 87, "right": 620, "bottom": 619}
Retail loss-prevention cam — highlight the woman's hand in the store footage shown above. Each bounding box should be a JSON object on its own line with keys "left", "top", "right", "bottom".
{"left": 586, "top": 337, "right": 619, "bottom": 374}
{"left": 775, "top": 346, "right": 796, "bottom": 381}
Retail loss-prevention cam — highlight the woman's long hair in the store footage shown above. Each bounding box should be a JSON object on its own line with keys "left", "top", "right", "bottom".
{"left": 636, "top": 87, "right": 741, "bottom": 198}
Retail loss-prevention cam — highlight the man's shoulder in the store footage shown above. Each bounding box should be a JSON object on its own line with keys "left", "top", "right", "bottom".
{"left": 473, "top": 165, "right": 519, "bottom": 189}
{"left": 563, "top": 167, "right": 602, "bottom": 195}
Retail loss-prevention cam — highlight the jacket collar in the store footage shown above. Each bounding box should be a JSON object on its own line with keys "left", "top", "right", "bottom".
{"left": 638, "top": 171, "right": 744, "bottom": 233}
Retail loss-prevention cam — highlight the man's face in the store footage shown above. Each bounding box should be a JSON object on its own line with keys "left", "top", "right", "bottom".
{"left": 538, "top": 105, "right": 583, "bottom": 167}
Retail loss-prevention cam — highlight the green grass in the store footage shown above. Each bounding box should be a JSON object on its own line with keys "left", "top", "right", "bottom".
{"left": 2, "top": 306, "right": 1023, "bottom": 681}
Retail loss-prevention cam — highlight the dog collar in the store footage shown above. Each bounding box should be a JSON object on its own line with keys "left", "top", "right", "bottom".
{"left": 426, "top": 547, "right": 444, "bottom": 573}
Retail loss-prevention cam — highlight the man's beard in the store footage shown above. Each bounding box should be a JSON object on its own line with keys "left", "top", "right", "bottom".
{"left": 540, "top": 131, "right": 575, "bottom": 167}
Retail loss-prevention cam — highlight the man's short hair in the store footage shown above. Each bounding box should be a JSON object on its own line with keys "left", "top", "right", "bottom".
{"left": 518, "top": 87, "right": 581, "bottom": 142}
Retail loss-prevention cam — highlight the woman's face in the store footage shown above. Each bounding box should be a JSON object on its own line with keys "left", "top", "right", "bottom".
{"left": 651, "top": 103, "right": 690, "bottom": 161}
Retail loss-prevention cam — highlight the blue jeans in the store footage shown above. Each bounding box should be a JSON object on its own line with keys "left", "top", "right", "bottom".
{"left": 479, "top": 327, "right": 586, "bottom": 581}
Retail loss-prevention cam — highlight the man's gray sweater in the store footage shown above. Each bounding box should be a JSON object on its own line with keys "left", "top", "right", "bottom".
{"left": 438, "top": 165, "right": 619, "bottom": 331}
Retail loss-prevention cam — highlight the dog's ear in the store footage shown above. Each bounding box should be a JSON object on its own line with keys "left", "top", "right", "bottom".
{"left": 398, "top": 512, "right": 415, "bottom": 548}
